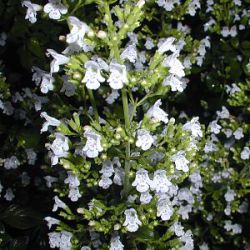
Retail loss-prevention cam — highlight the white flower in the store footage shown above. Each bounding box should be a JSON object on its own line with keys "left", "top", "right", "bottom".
{"left": 163, "top": 53, "right": 185, "bottom": 78}
{"left": 158, "top": 37, "right": 176, "bottom": 54}
{"left": 241, "top": 146, "right": 250, "bottom": 160}
{"left": 108, "top": 63, "right": 128, "bottom": 89}
{"left": 44, "top": 217, "right": 60, "bottom": 229}
{"left": 121, "top": 44, "right": 137, "bottom": 63}
{"left": 113, "top": 157, "right": 125, "bottom": 186}
{"left": 224, "top": 189, "right": 236, "bottom": 202}
{"left": 60, "top": 76, "right": 76, "bottom": 97}
{"left": 48, "top": 133, "right": 69, "bottom": 165}
{"left": 199, "top": 242, "right": 209, "bottom": 250}
{"left": 178, "top": 188, "right": 194, "bottom": 204}
{"left": 178, "top": 204, "right": 192, "bottom": 219}
{"left": 22, "top": 1, "right": 42, "bottom": 23}
{"left": 145, "top": 37, "right": 154, "bottom": 50}
{"left": 233, "top": 0, "right": 241, "bottom": 6}
{"left": 52, "top": 195, "right": 66, "bottom": 212}
{"left": 99, "top": 176, "right": 113, "bottom": 189}
{"left": 81, "top": 247, "right": 91, "bottom": 250}
{"left": 183, "top": 117, "right": 202, "bottom": 138}
{"left": 64, "top": 172, "right": 80, "bottom": 188}
{"left": 132, "top": 168, "right": 152, "bottom": 193}
{"left": 0, "top": 32, "right": 7, "bottom": 46}
{"left": 46, "top": 49, "right": 69, "bottom": 73}
{"left": 224, "top": 128, "right": 233, "bottom": 138}
{"left": 25, "top": 148, "right": 37, "bottom": 165}
{"left": 233, "top": 127, "right": 244, "bottom": 140}
{"left": 106, "top": 90, "right": 120, "bottom": 104}
{"left": 151, "top": 169, "right": 172, "bottom": 193}
{"left": 156, "top": 0, "right": 179, "bottom": 11}
{"left": 156, "top": 198, "right": 173, "bottom": 220}
{"left": 48, "top": 232, "right": 60, "bottom": 249}
{"left": 109, "top": 235, "right": 124, "bottom": 250}
{"left": 171, "top": 151, "right": 189, "bottom": 172}
{"left": 48, "top": 231, "right": 72, "bottom": 250}
{"left": 135, "top": 129, "right": 154, "bottom": 151}
{"left": 4, "top": 188, "right": 15, "bottom": 201}
{"left": 82, "top": 61, "right": 105, "bottom": 90}
{"left": 170, "top": 222, "right": 185, "bottom": 237}
{"left": 82, "top": 127, "right": 103, "bottom": 158}
{"left": 224, "top": 221, "right": 242, "bottom": 234}
{"left": 216, "top": 106, "right": 230, "bottom": 119}
{"left": 99, "top": 160, "right": 115, "bottom": 189}
{"left": 209, "top": 120, "right": 221, "bottom": 134}
{"left": 44, "top": 0, "right": 68, "bottom": 20}
{"left": 123, "top": 208, "right": 142, "bottom": 232}
{"left": 187, "top": 0, "right": 200, "bottom": 16}
{"left": 179, "top": 230, "right": 194, "bottom": 249}
{"left": 4, "top": 156, "right": 20, "bottom": 170}
{"left": 204, "top": 140, "right": 217, "bottom": 153}
{"left": 66, "top": 16, "right": 90, "bottom": 46}
{"left": 68, "top": 187, "right": 81, "bottom": 201}
{"left": 140, "top": 191, "right": 152, "bottom": 204}
{"left": 100, "top": 160, "right": 114, "bottom": 177}
{"left": 44, "top": 176, "right": 58, "bottom": 188}
{"left": 163, "top": 74, "right": 185, "bottom": 92}
{"left": 146, "top": 100, "right": 168, "bottom": 124}
{"left": 221, "top": 26, "right": 237, "bottom": 37}
{"left": 40, "top": 112, "right": 60, "bottom": 133}
{"left": 225, "top": 83, "right": 240, "bottom": 95}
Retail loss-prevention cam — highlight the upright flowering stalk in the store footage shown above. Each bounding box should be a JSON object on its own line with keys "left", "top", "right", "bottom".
{"left": 36, "top": 0, "right": 205, "bottom": 249}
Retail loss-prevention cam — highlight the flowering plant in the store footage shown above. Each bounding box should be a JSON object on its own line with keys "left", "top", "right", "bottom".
{"left": 0, "top": 0, "right": 250, "bottom": 249}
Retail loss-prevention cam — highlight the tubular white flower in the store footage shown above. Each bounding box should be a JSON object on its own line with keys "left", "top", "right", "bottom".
{"left": 150, "top": 169, "right": 172, "bottom": 193}
{"left": 140, "top": 191, "right": 152, "bottom": 204}
{"left": 135, "top": 129, "right": 154, "bottom": 151}
{"left": 44, "top": 0, "right": 68, "bottom": 20}
{"left": 146, "top": 99, "right": 169, "bottom": 124}
{"left": 132, "top": 168, "right": 152, "bottom": 193}
{"left": 110, "top": 235, "right": 124, "bottom": 250}
{"left": 32, "top": 66, "right": 55, "bottom": 93}
{"left": 156, "top": 198, "right": 173, "bottom": 220}
{"left": 123, "top": 208, "right": 142, "bottom": 232}
{"left": 46, "top": 49, "right": 69, "bottom": 73}
{"left": 158, "top": 37, "right": 176, "bottom": 54}
{"left": 171, "top": 150, "right": 189, "bottom": 172}
{"left": 121, "top": 44, "right": 137, "bottom": 63}
{"left": 183, "top": 117, "right": 202, "bottom": 138}
{"left": 107, "top": 63, "right": 128, "bottom": 89}
{"left": 4, "top": 156, "right": 20, "bottom": 170}
{"left": 22, "top": 1, "right": 42, "bottom": 23}
{"left": 82, "top": 61, "right": 105, "bottom": 90}
{"left": 163, "top": 53, "right": 185, "bottom": 78}
{"left": 52, "top": 195, "right": 66, "bottom": 212}
{"left": 48, "top": 133, "right": 69, "bottom": 165}
{"left": 40, "top": 112, "right": 60, "bottom": 133}
{"left": 66, "top": 16, "right": 90, "bottom": 46}
{"left": 82, "top": 127, "right": 103, "bottom": 158}
{"left": 163, "top": 74, "right": 185, "bottom": 92}
{"left": 241, "top": 146, "right": 250, "bottom": 160}
{"left": 45, "top": 217, "right": 60, "bottom": 229}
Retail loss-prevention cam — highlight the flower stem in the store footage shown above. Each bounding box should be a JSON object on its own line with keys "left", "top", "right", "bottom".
{"left": 122, "top": 88, "right": 131, "bottom": 199}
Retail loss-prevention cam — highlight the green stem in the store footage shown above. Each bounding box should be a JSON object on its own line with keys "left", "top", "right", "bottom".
{"left": 87, "top": 88, "right": 99, "bottom": 122}
{"left": 122, "top": 88, "right": 131, "bottom": 199}
{"left": 101, "top": 1, "right": 131, "bottom": 199}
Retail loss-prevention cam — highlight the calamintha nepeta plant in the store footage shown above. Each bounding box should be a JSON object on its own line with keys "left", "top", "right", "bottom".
{"left": 24, "top": 0, "right": 207, "bottom": 249}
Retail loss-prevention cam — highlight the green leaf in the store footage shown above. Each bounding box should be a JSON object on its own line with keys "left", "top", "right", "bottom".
{"left": 0, "top": 205, "right": 42, "bottom": 230}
